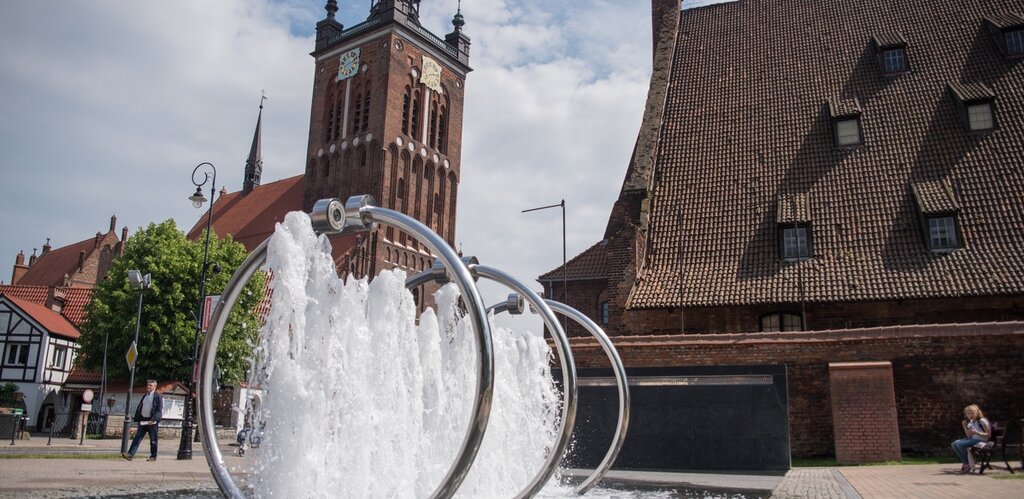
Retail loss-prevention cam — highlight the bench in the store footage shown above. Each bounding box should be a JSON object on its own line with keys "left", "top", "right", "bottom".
{"left": 971, "top": 421, "right": 1015, "bottom": 475}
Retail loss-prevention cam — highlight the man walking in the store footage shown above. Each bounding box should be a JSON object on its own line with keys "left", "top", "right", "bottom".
{"left": 123, "top": 379, "right": 163, "bottom": 462}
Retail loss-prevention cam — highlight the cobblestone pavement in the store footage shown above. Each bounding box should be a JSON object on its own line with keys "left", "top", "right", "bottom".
{"left": 770, "top": 468, "right": 859, "bottom": 498}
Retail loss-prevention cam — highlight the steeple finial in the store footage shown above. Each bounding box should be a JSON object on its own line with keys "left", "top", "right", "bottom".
{"left": 243, "top": 92, "right": 265, "bottom": 195}
{"left": 325, "top": 0, "right": 338, "bottom": 19}
{"left": 452, "top": 0, "right": 465, "bottom": 30}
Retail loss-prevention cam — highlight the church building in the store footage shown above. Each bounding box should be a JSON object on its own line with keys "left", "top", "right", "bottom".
{"left": 189, "top": 0, "right": 471, "bottom": 308}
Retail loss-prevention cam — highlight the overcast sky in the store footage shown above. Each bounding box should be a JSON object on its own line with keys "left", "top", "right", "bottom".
{"left": 0, "top": 0, "right": 728, "bottom": 319}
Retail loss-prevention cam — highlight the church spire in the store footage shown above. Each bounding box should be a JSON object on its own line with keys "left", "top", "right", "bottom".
{"left": 243, "top": 92, "right": 265, "bottom": 195}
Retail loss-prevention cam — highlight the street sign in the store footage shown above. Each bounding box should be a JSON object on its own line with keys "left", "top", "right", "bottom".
{"left": 82, "top": 389, "right": 94, "bottom": 403}
{"left": 126, "top": 341, "right": 139, "bottom": 370}
{"left": 202, "top": 295, "right": 220, "bottom": 333}
{"left": 81, "top": 403, "right": 93, "bottom": 412}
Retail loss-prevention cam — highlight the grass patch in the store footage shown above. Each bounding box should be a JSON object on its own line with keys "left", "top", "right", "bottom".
{"left": 793, "top": 456, "right": 959, "bottom": 467}
{"left": 0, "top": 453, "right": 122, "bottom": 460}
{"left": 993, "top": 473, "right": 1024, "bottom": 480}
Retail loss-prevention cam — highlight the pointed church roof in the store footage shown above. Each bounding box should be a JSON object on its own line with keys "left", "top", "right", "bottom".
{"left": 243, "top": 97, "right": 265, "bottom": 195}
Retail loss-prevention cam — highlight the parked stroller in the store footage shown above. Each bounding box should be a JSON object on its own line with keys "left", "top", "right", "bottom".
{"left": 235, "top": 425, "right": 263, "bottom": 456}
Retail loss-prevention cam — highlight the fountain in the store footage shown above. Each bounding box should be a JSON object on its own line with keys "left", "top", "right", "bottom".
{"left": 196, "top": 196, "right": 630, "bottom": 498}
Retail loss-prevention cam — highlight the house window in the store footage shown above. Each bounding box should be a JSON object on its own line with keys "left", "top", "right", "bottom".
{"left": 835, "top": 117, "right": 862, "bottom": 146}
{"left": 928, "top": 215, "right": 959, "bottom": 251}
{"left": 51, "top": 346, "right": 67, "bottom": 369}
{"left": 882, "top": 48, "right": 907, "bottom": 73}
{"left": 782, "top": 225, "right": 811, "bottom": 260}
{"left": 1009, "top": 30, "right": 1024, "bottom": 55}
{"left": 5, "top": 344, "right": 29, "bottom": 365}
{"left": 761, "top": 313, "right": 802, "bottom": 332}
{"left": 600, "top": 301, "right": 609, "bottom": 325}
{"left": 967, "top": 102, "right": 994, "bottom": 131}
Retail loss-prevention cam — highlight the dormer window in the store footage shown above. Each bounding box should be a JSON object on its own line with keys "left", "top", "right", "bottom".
{"left": 911, "top": 180, "right": 963, "bottom": 253}
{"left": 984, "top": 13, "right": 1024, "bottom": 58}
{"left": 948, "top": 83, "right": 997, "bottom": 132}
{"left": 828, "top": 98, "right": 863, "bottom": 147}
{"left": 1008, "top": 29, "right": 1024, "bottom": 55}
{"left": 777, "top": 193, "right": 812, "bottom": 261}
{"left": 872, "top": 33, "right": 909, "bottom": 74}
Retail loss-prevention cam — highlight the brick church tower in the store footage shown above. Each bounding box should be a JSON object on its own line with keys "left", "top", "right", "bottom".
{"left": 303, "top": 0, "right": 471, "bottom": 280}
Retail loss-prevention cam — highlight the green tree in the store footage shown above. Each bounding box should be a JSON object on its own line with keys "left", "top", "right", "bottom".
{"left": 78, "top": 220, "right": 265, "bottom": 386}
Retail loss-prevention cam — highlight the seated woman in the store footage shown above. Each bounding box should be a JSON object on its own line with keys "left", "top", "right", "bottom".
{"left": 951, "top": 404, "right": 991, "bottom": 473}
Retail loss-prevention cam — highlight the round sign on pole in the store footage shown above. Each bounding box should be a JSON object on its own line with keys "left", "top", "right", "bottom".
{"left": 83, "top": 389, "right": 95, "bottom": 403}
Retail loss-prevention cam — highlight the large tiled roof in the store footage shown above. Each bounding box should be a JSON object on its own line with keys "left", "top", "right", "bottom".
{"left": 188, "top": 175, "right": 306, "bottom": 252}
{"left": 17, "top": 236, "right": 103, "bottom": 287}
{"left": 0, "top": 285, "right": 92, "bottom": 326}
{"left": 539, "top": 240, "right": 608, "bottom": 282}
{"left": 630, "top": 0, "right": 1024, "bottom": 309}
{"left": 1, "top": 295, "right": 80, "bottom": 339}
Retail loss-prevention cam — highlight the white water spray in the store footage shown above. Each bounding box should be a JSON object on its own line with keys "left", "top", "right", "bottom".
{"left": 245, "top": 212, "right": 564, "bottom": 498}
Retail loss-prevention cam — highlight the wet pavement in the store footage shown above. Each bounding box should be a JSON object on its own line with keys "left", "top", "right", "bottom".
{"left": 2, "top": 434, "right": 1022, "bottom": 498}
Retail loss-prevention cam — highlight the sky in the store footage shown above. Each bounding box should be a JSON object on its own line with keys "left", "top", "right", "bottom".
{"left": 0, "top": 0, "right": 728, "bottom": 324}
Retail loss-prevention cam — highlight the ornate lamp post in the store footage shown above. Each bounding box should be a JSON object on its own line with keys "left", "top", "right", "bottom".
{"left": 178, "top": 162, "right": 217, "bottom": 460}
{"left": 120, "top": 269, "right": 151, "bottom": 454}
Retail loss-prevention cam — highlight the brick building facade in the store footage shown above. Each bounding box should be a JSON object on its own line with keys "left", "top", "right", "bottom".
{"left": 191, "top": 1, "right": 471, "bottom": 305}
{"left": 546, "top": 0, "right": 1024, "bottom": 459}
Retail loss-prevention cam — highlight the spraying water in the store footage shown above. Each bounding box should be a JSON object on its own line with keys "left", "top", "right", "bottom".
{"left": 245, "top": 212, "right": 564, "bottom": 498}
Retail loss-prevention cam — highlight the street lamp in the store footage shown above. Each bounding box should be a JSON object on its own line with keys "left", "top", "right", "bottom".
{"left": 522, "top": 200, "right": 567, "bottom": 330}
{"left": 120, "top": 269, "right": 151, "bottom": 454}
{"left": 178, "top": 162, "right": 217, "bottom": 460}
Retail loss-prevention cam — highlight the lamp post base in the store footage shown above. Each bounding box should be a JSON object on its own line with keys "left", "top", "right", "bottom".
{"left": 120, "top": 420, "right": 131, "bottom": 454}
{"left": 176, "top": 390, "right": 195, "bottom": 460}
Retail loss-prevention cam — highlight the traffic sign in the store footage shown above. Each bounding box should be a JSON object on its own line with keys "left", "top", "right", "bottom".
{"left": 82, "top": 389, "right": 94, "bottom": 403}
{"left": 126, "top": 341, "right": 139, "bottom": 370}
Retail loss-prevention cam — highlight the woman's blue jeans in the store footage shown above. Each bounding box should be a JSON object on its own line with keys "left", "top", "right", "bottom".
{"left": 951, "top": 436, "right": 983, "bottom": 464}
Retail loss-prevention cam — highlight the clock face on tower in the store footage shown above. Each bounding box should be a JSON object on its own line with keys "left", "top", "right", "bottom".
{"left": 336, "top": 48, "right": 361, "bottom": 82}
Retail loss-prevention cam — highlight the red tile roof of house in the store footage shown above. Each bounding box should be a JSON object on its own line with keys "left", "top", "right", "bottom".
{"left": 1, "top": 295, "right": 80, "bottom": 339}
{"left": 539, "top": 240, "right": 608, "bottom": 282}
{"left": 0, "top": 284, "right": 92, "bottom": 326}
{"left": 627, "top": 0, "right": 1024, "bottom": 309}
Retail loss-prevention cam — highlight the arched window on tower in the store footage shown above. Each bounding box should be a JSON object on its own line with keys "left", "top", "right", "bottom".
{"left": 362, "top": 91, "right": 371, "bottom": 132}
{"left": 429, "top": 101, "right": 439, "bottom": 149}
{"left": 411, "top": 90, "right": 421, "bottom": 139}
{"left": 447, "top": 172, "right": 458, "bottom": 242}
{"left": 325, "top": 86, "right": 336, "bottom": 143}
{"left": 402, "top": 88, "right": 411, "bottom": 135}
{"left": 438, "top": 103, "right": 448, "bottom": 154}
{"left": 333, "top": 88, "right": 343, "bottom": 141}
{"left": 425, "top": 164, "right": 435, "bottom": 226}
{"left": 352, "top": 88, "right": 363, "bottom": 135}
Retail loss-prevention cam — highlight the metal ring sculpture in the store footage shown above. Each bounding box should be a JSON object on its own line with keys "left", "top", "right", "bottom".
{"left": 407, "top": 262, "right": 579, "bottom": 499}
{"left": 488, "top": 295, "right": 630, "bottom": 495}
{"left": 198, "top": 196, "right": 495, "bottom": 499}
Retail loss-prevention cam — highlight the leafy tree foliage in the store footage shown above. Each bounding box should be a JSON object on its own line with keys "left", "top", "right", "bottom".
{"left": 78, "top": 220, "right": 265, "bottom": 387}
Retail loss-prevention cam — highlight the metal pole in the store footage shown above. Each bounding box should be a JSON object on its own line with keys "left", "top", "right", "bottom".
{"left": 100, "top": 328, "right": 109, "bottom": 414}
{"left": 120, "top": 286, "right": 144, "bottom": 454}
{"left": 522, "top": 200, "right": 569, "bottom": 332}
{"left": 180, "top": 162, "right": 216, "bottom": 460}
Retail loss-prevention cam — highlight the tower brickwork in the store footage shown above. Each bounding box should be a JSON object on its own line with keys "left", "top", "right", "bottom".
{"left": 303, "top": 0, "right": 471, "bottom": 283}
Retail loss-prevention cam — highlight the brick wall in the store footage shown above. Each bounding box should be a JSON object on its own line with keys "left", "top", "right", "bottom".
{"left": 568, "top": 322, "right": 1024, "bottom": 457}
{"left": 829, "top": 362, "right": 901, "bottom": 463}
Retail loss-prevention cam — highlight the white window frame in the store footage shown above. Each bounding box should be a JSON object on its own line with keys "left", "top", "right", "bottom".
{"left": 5, "top": 343, "right": 29, "bottom": 366}
{"left": 51, "top": 346, "right": 67, "bottom": 369}
{"left": 835, "top": 117, "right": 862, "bottom": 146}
{"left": 967, "top": 102, "right": 994, "bottom": 131}
{"left": 782, "top": 225, "right": 811, "bottom": 261}
{"left": 883, "top": 48, "right": 906, "bottom": 72}
{"left": 928, "top": 215, "right": 959, "bottom": 251}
